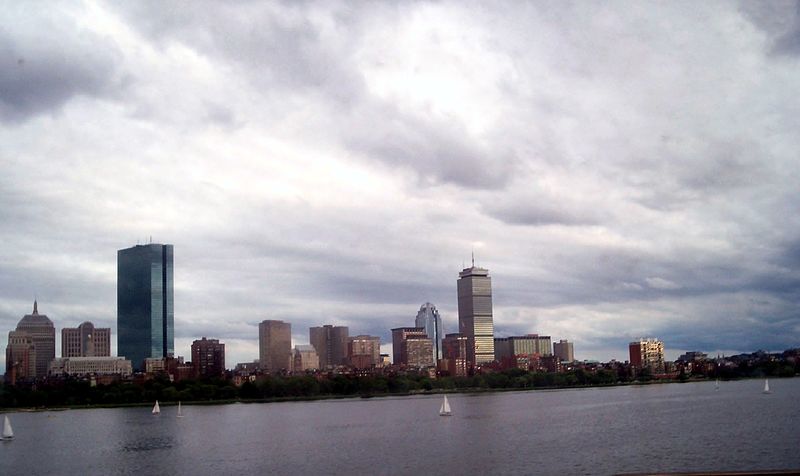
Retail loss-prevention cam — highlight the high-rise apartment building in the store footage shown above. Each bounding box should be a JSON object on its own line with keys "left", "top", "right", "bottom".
{"left": 347, "top": 335, "right": 381, "bottom": 369}
{"left": 441, "top": 333, "right": 468, "bottom": 377}
{"left": 415, "top": 302, "right": 444, "bottom": 364}
{"left": 293, "top": 345, "right": 320, "bottom": 372}
{"left": 629, "top": 338, "right": 665, "bottom": 373}
{"left": 309, "top": 325, "right": 349, "bottom": 369}
{"left": 5, "top": 331, "right": 37, "bottom": 383}
{"left": 117, "top": 244, "right": 174, "bottom": 371}
{"left": 553, "top": 339, "right": 574, "bottom": 362}
{"left": 13, "top": 301, "right": 55, "bottom": 379}
{"left": 191, "top": 337, "right": 226, "bottom": 379}
{"left": 391, "top": 327, "right": 434, "bottom": 368}
{"left": 62, "top": 322, "right": 111, "bottom": 357}
{"left": 259, "top": 320, "right": 291, "bottom": 373}
{"left": 457, "top": 264, "right": 494, "bottom": 366}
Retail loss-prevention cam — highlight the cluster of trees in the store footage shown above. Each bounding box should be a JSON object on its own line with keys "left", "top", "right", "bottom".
{"left": 1, "top": 359, "right": 795, "bottom": 408}
{"left": 0, "top": 368, "right": 620, "bottom": 408}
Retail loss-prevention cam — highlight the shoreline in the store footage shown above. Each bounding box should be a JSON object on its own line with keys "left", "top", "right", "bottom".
{"left": 2, "top": 375, "right": 788, "bottom": 413}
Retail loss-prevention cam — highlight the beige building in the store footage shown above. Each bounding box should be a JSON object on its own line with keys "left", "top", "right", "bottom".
{"left": 5, "top": 330, "right": 37, "bottom": 383}
{"left": 62, "top": 322, "right": 111, "bottom": 357}
{"left": 259, "top": 320, "right": 292, "bottom": 373}
{"left": 309, "top": 325, "right": 349, "bottom": 369}
{"left": 553, "top": 340, "right": 574, "bottom": 362}
{"left": 293, "top": 344, "right": 320, "bottom": 372}
{"left": 391, "top": 327, "right": 428, "bottom": 366}
{"left": 49, "top": 356, "right": 132, "bottom": 377}
{"left": 629, "top": 338, "right": 665, "bottom": 373}
{"left": 457, "top": 265, "right": 494, "bottom": 366}
{"left": 348, "top": 335, "right": 381, "bottom": 369}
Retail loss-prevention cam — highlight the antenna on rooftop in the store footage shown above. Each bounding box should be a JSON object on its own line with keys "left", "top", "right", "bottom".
{"left": 150, "top": 235, "right": 152, "bottom": 244}
{"left": 471, "top": 248, "right": 475, "bottom": 267}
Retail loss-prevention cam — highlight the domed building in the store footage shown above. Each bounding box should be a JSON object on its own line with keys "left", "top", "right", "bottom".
{"left": 14, "top": 300, "right": 56, "bottom": 379}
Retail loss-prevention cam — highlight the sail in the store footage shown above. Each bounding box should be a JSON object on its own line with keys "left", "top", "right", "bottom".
{"left": 2, "top": 415, "right": 13, "bottom": 439}
{"left": 177, "top": 401, "right": 183, "bottom": 418}
{"left": 764, "top": 379, "right": 770, "bottom": 393}
{"left": 152, "top": 400, "right": 161, "bottom": 414}
{"left": 440, "top": 395, "right": 451, "bottom": 415}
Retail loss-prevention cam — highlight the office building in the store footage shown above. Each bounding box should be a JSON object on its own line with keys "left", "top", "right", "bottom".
{"left": 629, "top": 338, "right": 665, "bottom": 373}
{"left": 191, "top": 337, "right": 226, "bottom": 379}
{"left": 48, "top": 356, "right": 132, "bottom": 377}
{"left": 495, "top": 335, "right": 552, "bottom": 370}
{"left": 457, "top": 263, "right": 494, "bottom": 366}
{"left": 348, "top": 335, "right": 381, "bottom": 369}
{"left": 259, "top": 320, "right": 291, "bottom": 373}
{"left": 553, "top": 339, "right": 574, "bottom": 362}
{"left": 5, "top": 331, "right": 37, "bottom": 383}
{"left": 13, "top": 300, "right": 55, "bottom": 379}
{"left": 293, "top": 345, "right": 320, "bottom": 372}
{"left": 392, "top": 327, "right": 434, "bottom": 368}
{"left": 309, "top": 325, "right": 349, "bottom": 369}
{"left": 117, "top": 243, "right": 174, "bottom": 371}
{"left": 441, "top": 333, "right": 468, "bottom": 377}
{"left": 62, "top": 322, "right": 111, "bottom": 357}
{"left": 415, "top": 302, "right": 444, "bottom": 364}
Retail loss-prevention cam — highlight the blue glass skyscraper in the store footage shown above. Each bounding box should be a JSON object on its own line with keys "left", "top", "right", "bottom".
{"left": 415, "top": 302, "right": 444, "bottom": 363}
{"left": 117, "top": 244, "right": 174, "bottom": 371}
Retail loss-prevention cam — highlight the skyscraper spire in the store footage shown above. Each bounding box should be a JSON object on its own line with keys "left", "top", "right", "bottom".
{"left": 33, "top": 299, "right": 38, "bottom": 315}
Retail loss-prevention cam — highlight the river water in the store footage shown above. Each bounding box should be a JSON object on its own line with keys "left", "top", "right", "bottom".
{"left": 1, "top": 378, "right": 798, "bottom": 475}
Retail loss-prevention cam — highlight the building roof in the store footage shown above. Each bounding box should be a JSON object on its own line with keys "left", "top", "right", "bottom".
{"left": 17, "top": 300, "right": 53, "bottom": 328}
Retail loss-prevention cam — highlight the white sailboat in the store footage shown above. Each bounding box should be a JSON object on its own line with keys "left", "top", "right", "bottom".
{"left": 763, "top": 379, "right": 771, "bottom": 394}
{"left": 152, "top": 400, "right": 161, "bottom": 415}
{"left": 176, "top": 401, "right": 183, "bottom": 418}
{"left": 2, "top": 415, "right": 13, "bottom": 440}
{"left": 715, "top": 379, "right": 720, "bottom": 390}
{"left": 439, "top": 395, "right": 452, "bottom": 417}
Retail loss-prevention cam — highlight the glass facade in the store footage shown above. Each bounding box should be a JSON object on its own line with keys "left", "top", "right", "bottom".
{"left": 415, "top": 302, "right": 444, "bottom": 362}
{"left": 117, "top": 244, "right": 174, "bottom": 371}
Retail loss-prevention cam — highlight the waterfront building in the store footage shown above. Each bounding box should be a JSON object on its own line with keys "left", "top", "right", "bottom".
{"left": 629, "top": 338, "right": 665, "bottom": 373}
{"left": 5, "top": 331, "right": 37, "bottom": 384}
{"left": 347, "top": 335, "right": 381, "bottom": 369}
{"left": 309, "top": 325, "right": 349, "bottom": 369}
{"left": 405, "top": 336, "right": 435, "bottom": 368}
{"left": 457, "top": 263, "right": 494, "bottom": 367}
{"left": 441, "top": 333, "right": 468, "bottom": 377}
{"left": 48, "top": 356, "right": 132, "bottom": 377}
{"left": 415, "top": 302, "right": 444, "bottom": 364}
{"left": 13, "top": 301, "right": 55, "bottom": 379}
{"left": 117, "top": 243, "right": 174, "bottom": 371}
{"left": 259, "top": 320, "right": 292, "bottom": 373}
{"left": 553, "top": 339, "right": 574, "bottom": 362}
{"left": 62, "top": 322, "right": 111, "bottom": 357}
{"left": 191, "top": 337, "right": 226, "bottom": 379}
{"left": 494, "top": 335, "right": 553, "bottom": 365}
{"left": 292, "top": 345, "right": 320, "bottom": 372}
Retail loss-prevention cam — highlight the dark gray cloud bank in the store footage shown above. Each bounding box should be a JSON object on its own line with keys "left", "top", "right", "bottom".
{"left": 1, "top": 1, "right": 798, "bottom": 368}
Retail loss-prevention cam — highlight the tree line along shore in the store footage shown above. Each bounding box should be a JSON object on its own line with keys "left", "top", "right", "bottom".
{"left": 1, "top": 359, "right": 796, "bottom": 410}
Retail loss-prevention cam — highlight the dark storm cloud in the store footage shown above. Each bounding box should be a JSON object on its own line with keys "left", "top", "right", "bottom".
{"left": 0, "top": 6, "right": 126, "bottom": 123}
{"left": 740, "top": 0, "right": 800, "bottom": 56}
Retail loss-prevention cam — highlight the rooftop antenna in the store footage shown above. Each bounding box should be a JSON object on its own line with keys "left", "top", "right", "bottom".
{"left": 150, "top": 235, "right": 152, "bottom": 244}
{"left": 471, "top": 248, "right": 475, "bottom": 267}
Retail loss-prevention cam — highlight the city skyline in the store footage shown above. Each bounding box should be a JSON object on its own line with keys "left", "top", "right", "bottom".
{"left": 2, "top": 2, "right": 799, "bottom": 369}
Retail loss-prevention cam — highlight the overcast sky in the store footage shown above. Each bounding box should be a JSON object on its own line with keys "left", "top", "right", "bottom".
{"left": 1, "top": 1, "right": 799, "bottom": 369}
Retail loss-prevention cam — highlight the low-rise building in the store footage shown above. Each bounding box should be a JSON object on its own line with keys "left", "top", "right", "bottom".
{"left": 49, "top": 357, "right": 132, "bottom": 377}
{"left": 348, "top": 335, "right": 381, "bottom": 369}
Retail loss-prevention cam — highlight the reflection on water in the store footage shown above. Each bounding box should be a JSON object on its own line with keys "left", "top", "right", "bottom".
{"left": 1, "top": 379, "right": 798, "bottom": 475}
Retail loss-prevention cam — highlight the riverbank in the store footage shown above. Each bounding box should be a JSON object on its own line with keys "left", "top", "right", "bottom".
{"left": 3, "top": 374, "right": 789, "bottom": 413}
